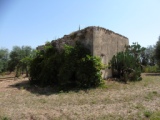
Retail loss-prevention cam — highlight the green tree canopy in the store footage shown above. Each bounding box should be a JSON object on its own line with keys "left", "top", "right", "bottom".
{"left": 0, "top": 48, "right": 9, "bottom": 73}
{"left": 155, "top": 36, "right": 160, "bottom": 67}
{"left": 141, "top": 45, "right": 156, "bottom": 66}
{"left": 8, "top": 46, "right": 35, "bottom": 77}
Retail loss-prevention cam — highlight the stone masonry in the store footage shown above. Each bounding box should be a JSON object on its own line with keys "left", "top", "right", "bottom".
{"left": 38, "top": 26, "right": 129, "bottom": 79}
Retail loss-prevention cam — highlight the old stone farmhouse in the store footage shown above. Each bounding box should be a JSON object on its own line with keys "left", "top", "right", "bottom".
{"left": 38, "top": 26, "right": 129, "bottom": 79}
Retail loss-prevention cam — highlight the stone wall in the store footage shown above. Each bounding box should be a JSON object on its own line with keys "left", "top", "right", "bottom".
{"left": 38, "top": 26, "right": 129, "bottom": 79}
{"left": 92, "top": 27, "right": 129, "bottom": 78}
{"left": 51, "top": 27, "right": 94, "bottom": 53}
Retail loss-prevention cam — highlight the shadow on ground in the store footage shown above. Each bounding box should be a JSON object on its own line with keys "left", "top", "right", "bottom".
{"left": 9, "top": 80, "right": 62, "bottom": 96}
{"left": 9, "top": 79, "right": 88, "bottom": 96}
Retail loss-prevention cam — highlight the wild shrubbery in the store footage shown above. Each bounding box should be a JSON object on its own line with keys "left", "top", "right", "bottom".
{"left": 110, "top": 43, "right": 145, "bottom": 82}
{"left": 110, "top": 51, "right": 142, "bottom": 82}
{"left": 142, "top": 65, "right": 160, "bottom": 73}
{"left": 29, "top": 42, "right": 103, "bottom": 89}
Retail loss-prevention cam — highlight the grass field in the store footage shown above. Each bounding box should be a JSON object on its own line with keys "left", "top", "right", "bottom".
{"left": 0, "top": 73, "right": 160, "bottom": 120}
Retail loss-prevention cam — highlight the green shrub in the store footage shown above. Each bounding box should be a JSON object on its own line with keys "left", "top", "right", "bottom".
{"left": 143, "top": 65, "right": 159, "bottom": 73}
{"left": 110, "top": 43, "right": 144, "bottom": 82}
{"left": 29, "top": 44, "right": 60, "bottom": 86}
{"left": 144, "top": 110, "right": 153, "bottom": 118}
{"left": 29, "top": 42, "right": 103, "bottom": 89}
{"left": 110, "top": 51, "right": 142, "bottom": 82}
{"left": 0, "top": 116, "right": 11, "bottom": 120}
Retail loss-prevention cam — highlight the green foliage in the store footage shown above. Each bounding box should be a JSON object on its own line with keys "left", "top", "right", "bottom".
{"left": 143, "top": 65, "right": 159, "bottom": 73}
{"left": 144, "top": 110, "right": 153, "bottom": 118}
{"left": 126, "top": 42, "right": 146, "bottom": 60}
{"left": 155, "top": 36, "right": 160, "bottom": 67}
{"left": 58, "top": 44, "right": 103, "bottom": 88}
{"left": 0, "top": 48, "right": 9, "bottom": 73}
{"left": 141, "top": 45, "right": 156, "bottom": 66}
{"left": 8, "top": 46, "right": 35, "bottom": 76}
{"left": 110, "top": 52, "right": 141, "bottom": 82}
{"left": 20, "top": 56, "right": 33, "bottom": 77}
{"left": 29, "top": 42, "right": 103, "bottom": 89}
{"left": 30, "top": 45, "right": 60, "bottom": 86}
{"left": 0, "top": 116, "right": 11, "bottom": 120}
{"left": 110, "top": 42, "right": 144, "bottom": 82}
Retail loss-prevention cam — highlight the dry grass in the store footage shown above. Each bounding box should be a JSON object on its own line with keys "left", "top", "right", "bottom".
{"left": 0, "top": 73, "right": 160, "bottom": 120}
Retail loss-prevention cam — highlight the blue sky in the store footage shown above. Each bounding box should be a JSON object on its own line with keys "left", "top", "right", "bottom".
{"left": 0, "top": 0, "right": 160, "bottom": 50}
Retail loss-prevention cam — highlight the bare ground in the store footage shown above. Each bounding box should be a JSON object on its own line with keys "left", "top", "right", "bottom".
{"left": 0, "top": 73, "right": 160, "bottom": 120}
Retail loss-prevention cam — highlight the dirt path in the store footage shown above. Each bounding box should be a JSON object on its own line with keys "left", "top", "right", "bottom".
{"left": 0, "top": 73, "right": 27, "bottom": 92}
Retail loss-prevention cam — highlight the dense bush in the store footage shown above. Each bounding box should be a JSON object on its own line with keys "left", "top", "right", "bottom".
{"left": 110, "top": 43, "right": 144, "bottom": 82}
{"left": 29, "top": 42, "right": 103, "bottom": 89}
{"left": 110, "top": 51, "right": 142, "bottom": 82}
{"left": 29, "top": 44, "right": 60, "bottom": 86}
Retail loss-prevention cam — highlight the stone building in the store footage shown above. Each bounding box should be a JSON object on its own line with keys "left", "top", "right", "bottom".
{"left": 39, "top": 26, "right": 129, "bottom": 79}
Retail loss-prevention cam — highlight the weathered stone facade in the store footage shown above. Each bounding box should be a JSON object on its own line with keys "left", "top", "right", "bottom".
{"left": 39, "top": 26, "right": 129, "bottom": 79}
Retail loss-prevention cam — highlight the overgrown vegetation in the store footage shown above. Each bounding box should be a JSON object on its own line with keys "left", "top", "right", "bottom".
{"left": 29, "top": 42, "right": 103, "bottom": 89}
{"left": 142, "top": 65, "right": 160, "bottom": 73}
{"left": 0, "top": 46, "right": 35, "bottom": 77}
{"left": 8, "top": 46, "right": 35, "bottom": 77}
{"left": 141, "top": 45, "right": 156, "bottom": 66}
{"left": 110, "top": 43, "right": 145, "bottom": 82}
{"left": 0, "top": 48, "right": 9, "bottom": 73}
{"left": 0, "top": 35, "right": 160, "bottom": 86}
{"left": 155, "top": 36, "right": 160, "bottom": 67}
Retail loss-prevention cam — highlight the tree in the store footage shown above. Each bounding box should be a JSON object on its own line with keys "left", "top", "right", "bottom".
{"left": 155, "top": 36, "right": 160, "bottom": 67}
{"left": 0, "top": 48, "right": 9, "bottom": 73}
{"left": 142, "top": 45, "right": 156, "bottom": 66}
{"left": 8, "top": 46, "right": 21, "bottom": 73}
{"left": 126, "top": 42, "right": 146, "bottom": 61}
{"left": 8, "top": 46, "right": 35, "bottom": 77}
